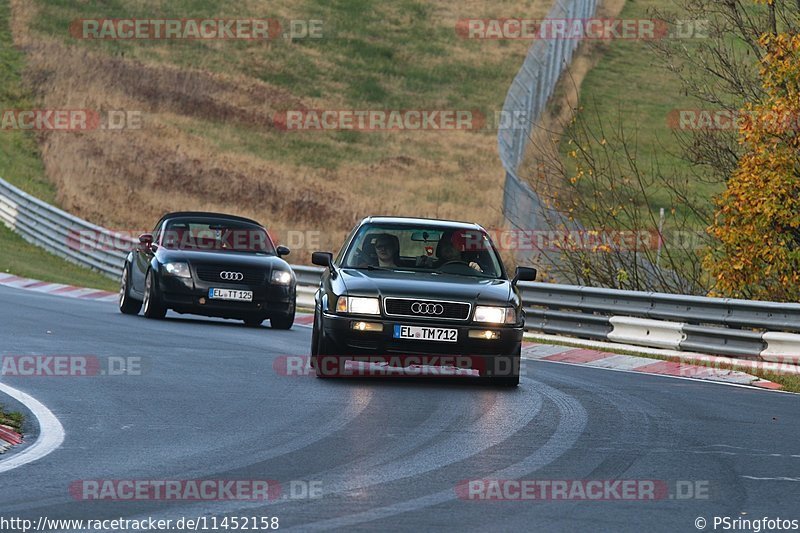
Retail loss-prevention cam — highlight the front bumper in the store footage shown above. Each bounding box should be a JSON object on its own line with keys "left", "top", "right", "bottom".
{"left": 159, "top": 274, "right": 295, "bottom": 319}
{"left": 319, "top": 312, "right": 522, "bottom": 376}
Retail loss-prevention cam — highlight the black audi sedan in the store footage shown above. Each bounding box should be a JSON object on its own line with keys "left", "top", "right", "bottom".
{"left": 310, "top": 216, "right": 536, "bottom": 386}
{"left": 119, "top": 212, "right": 296, "bottom": 328}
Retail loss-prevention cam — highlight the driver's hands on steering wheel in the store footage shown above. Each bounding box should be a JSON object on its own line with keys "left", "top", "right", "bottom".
{"left": 468, "top": 261, "right": 483, "bottom": 272}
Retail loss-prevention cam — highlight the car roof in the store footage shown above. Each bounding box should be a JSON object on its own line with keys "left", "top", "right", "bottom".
{"left": 155, "top": 211, "right": 263, "bottom": 228}
{"left": 359, "top": 216, "right": 485, "bottom": 232}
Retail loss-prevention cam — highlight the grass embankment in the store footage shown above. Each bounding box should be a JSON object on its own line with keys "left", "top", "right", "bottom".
{"left": 546, "top": 0, "right": 768, "bottom": 224}
{"left": 562, "top": 0, "right": 716, "bottom": 199}
{"left": 0, "top": 403, "right": 24, "bottom": 434}
{"left": 0, "top": 0, "right": 117, "bottom": 291}
{"left": 7, "top": 0, "right": 554, "bottom": 259}
{"left": 0, "top": 224, "right": 118, "bottom": 290}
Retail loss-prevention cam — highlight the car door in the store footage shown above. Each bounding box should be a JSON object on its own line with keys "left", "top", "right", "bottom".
{"left": 131, "top": 221, "right": 162, "bottom": 293}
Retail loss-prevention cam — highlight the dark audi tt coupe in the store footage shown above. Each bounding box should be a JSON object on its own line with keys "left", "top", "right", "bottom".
{"left": 119, "top": 212, "right": 296, "bottom": 328}
{"left": 310, "top": 216, "right": 536, "bottom": 385}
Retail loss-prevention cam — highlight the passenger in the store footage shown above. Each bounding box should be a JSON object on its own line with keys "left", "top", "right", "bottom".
{"left": 374, "top": 234, "right": 400, "bottom": 268}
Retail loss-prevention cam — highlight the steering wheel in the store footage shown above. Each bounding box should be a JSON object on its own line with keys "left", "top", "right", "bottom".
{"left": 440, "top": 260, "right": 470, "bottom": 267}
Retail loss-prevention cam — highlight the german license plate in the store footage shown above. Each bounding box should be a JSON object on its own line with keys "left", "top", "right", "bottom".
{"left": 393, "top": 324, "right": 457, "bottom": 342}
{"left": 208, "top": 288, "right": 253, "bottom": 301}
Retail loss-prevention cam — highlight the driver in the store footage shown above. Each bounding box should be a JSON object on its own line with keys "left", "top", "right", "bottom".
{"left": 436, "top": 233, "right": 482, "bottom": 272}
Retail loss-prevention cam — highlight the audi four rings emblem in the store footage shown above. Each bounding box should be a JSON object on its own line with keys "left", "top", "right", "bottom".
{"left": 220, "top": 271, "right": 244, "bottom": 281}
{"left": 411, "top": 302, "right": 444, "bottom": 315}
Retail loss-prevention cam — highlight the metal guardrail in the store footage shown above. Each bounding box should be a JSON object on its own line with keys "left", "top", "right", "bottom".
{"left": 0, "top": 1, "right": 796, "bottom": 363}
{"left": 285, "top": 265, "right": 800, "bottom": 362}
{"left": 292, "top": 265, "right": 323, "bottom": 309}
{"left": 0, "top": 178, "right": 134, "bottom": 279}
{"left": 2, "top": 178, "right": 800, "bottom": 363}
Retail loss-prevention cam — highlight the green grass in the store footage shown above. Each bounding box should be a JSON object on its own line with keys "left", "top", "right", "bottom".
{"left": 0, "top": 404, "right": 24, "bottom": 432}
{"left": 0, "top": 0, "right": 55, "bottom": 202}
{"left": 0, "top": 0, "right": 118, "bottom": 290}
{"left": 559, "top": 0, "right": 723, "bottom": 224}
{"left": 0, "top": 222, "right": 118, "bottom": 291}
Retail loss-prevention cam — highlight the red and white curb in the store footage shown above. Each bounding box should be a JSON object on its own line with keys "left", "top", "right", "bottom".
{"left": 0, "top": 273, "right": 784, "bottom": 390}
{"left": 0, "top": 382, "right": 65, "bottom": 472}
{"left": 0, "top": 424, "right": 22, "bottom": 453}
{"left": 295, "top": 313, "right": 314, "bottom": 327}
{"left": 0, "top": 272, "right": 117, "bottom": 302}
{"left": 522, "top": 342, "right": 782, "bottom": 390}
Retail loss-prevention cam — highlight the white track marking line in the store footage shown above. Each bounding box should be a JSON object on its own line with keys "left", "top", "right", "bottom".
{"left": 0, "top": 382, "right": 65, "bottom": 473}
{"left": 741, "top": 476, "right": 800, "bottom": 482}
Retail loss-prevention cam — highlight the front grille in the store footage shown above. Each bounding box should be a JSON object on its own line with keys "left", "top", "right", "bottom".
{"left": 194, "top": 265, "right": 265, "bottom": 285}
{"left": 384, "top": 297, "right": 471, "bottom": 321}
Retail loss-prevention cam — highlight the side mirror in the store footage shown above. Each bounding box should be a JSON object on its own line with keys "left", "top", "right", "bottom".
{"left": 311, "top": 251, "right": 333, "bottom": 267}
{"left": 276, "top": 245, "right": 290, "bottom": 257}
{"left": 138, "top": 233, "right": 154, "bottom": 251}
{"left": 512, "top": 266, "right": 537, "bottom": 285}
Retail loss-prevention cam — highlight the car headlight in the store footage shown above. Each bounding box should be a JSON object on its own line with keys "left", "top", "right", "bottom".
{"left": 474, "top": 306, "right": 516, "bottom": 324}
{"left": 271, "top": 270, "right": 293, "bottom": 285}
{"left": 163, "top": 261, "right": 191, "bottom": 278}
{"left": 336, "top": 296, "right": 380, "bottom": 315}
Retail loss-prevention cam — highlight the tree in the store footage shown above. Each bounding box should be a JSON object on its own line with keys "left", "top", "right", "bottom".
{"left": 518, "top": 0, "right": 798, "bottom": 295}
{"left": 705, "top": 31, "right": 800, "bottom": 300}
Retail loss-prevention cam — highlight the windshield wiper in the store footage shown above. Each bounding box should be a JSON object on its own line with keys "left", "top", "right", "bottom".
{"left": 436, "top": 269, "right": 496, "bottom": 279}
{"left": 348, "top": 265, "right": 391, "bottom": 271}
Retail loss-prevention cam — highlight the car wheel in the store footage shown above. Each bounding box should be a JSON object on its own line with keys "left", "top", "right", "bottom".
{"left": 311, "top": 308, "right": 320, "bottom": 357}
{"left": 313, "top": 312, "right": 336, "bottom": 378}
{"left": 119, "top": 264, "right": 142, "bottom": 315}
{"left": 270, "top": 307, "right": 295, "bottom": 330}
{"left": 489, "top": 346, "right": 521, "bottom": 387}
{"left": 142, "top": 269, "right": 167, "bottom": 319}
{"left": 490, "top": 375, "right": 520, "bottom": 387}
{"left": 243, "top": 316, "right": 264, "bottom": 327}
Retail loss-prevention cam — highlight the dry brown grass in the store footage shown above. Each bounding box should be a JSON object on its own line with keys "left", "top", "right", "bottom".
{"left": 10, "top": 0, "right": 556, "bottom": 259}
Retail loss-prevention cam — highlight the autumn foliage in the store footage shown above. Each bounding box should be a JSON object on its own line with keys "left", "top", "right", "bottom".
{"left": 706, "top": 30, "right": 800, "bottom": 301}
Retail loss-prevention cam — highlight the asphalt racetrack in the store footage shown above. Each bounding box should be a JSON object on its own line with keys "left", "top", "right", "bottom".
{"left": 1, "top": 284, "right": 798, "bottom": 532}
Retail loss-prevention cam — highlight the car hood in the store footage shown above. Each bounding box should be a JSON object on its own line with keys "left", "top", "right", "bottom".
{"left": 339, "top": 268, "right": 511, "bottom": 305}
{"left": 156, "top": 249, "right": 290, "bottom": 270}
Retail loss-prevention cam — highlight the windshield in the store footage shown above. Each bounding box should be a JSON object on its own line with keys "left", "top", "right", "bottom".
{"left": 342, "top": 223, "right": 504, "bottom": 278}
{"left": 159, "top": 218, "right": 276, "bottom": 254}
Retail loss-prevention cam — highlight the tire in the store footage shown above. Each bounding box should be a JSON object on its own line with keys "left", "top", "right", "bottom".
{"left": 490, "top": 375, "right": 520, "bottom": 387}
{"left": 311, "top": 308, "right": 321, "bottom": 357}
{"left": 488, "top": 347, "right": 521, "bottom": 387}
{"left": 142, "top": 269, "right": 167, "bottom": 319}
{"left": 270, "top": 307, "right": 295, "bottom": 330}
{"left": 313, "top": 312, "right": 335, "bottom": 378}
{"left": 119, "top": 264, "right": 142, "bottom": 315}
{"left": 243, "top": 316, "right": 264, "bottom": 327}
